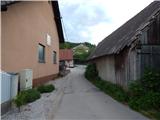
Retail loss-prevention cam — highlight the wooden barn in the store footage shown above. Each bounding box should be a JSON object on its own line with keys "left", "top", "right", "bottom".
{"left": 88, "top": 1, "right": 160, "bottom": 88}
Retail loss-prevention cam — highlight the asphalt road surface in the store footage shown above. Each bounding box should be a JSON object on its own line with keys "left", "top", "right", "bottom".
{"left": 54, "top": 65, "right": 148, "bottom": 120}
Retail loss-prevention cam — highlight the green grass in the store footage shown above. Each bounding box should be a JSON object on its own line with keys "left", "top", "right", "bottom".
{"left": 37, "top": 84, "right": 55, "bottom": 93}
{"left": 88, "top": 77, "right": 128, "bottom": 103}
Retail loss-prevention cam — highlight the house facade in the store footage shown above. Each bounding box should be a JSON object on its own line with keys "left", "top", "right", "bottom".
{"left": 88, "top": 1, "right": 160, "bottom": 88}
{"left": 59, "top": 49, "right": 74, "bottom": 68}
{"left": 1, "top": 1, "right": 64, "bottom": 86}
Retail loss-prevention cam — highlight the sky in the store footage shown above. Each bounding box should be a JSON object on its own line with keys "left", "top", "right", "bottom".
{"left": 59, "top": 0, "right": 154, "bottom": 45}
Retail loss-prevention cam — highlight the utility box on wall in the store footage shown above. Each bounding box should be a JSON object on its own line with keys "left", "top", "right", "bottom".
{"left": 1, "top": 72, "right": 18, "bottom": 115}
{"left": 19, "top": 69, "right": 33, "bottom": 91}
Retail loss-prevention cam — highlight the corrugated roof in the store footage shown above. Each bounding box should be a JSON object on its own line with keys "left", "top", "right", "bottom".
{"left": 60, "top": 49, "right": 73, "bottom": 60}
{"left": 89, "top": 1, "right": 160, "bottom": 60}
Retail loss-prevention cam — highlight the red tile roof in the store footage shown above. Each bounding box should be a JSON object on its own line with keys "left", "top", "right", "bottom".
{"left": 60, "top": 49, "right": 73, "bottom": 60}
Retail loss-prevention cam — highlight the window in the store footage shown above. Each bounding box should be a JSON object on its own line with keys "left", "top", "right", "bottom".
{"left": 53, "top": 51, "right": 57, "bottom": 64}
{"left": 38, "top": 44, "right": 45, "bottom": 63}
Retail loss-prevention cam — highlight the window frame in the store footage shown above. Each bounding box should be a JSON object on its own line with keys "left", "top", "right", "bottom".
{"left": 53, "top": 51, "right": 57, "bottom": 64}
{"left": 38, "top": 44, "right": 45, "bottom": 63}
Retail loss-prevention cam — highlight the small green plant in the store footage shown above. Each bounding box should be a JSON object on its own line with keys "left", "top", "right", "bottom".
{"left": 85, "top": 64, "right": 98, "bottom": 80}
{"left": 37, "top": 84, "right": 55, "bottom": 93}
{"left": 14, "top": 89, "right": 41, "bottom": 107}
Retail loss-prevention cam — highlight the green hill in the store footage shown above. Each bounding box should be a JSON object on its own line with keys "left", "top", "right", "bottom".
{"left": 60, "top": 42, "right": 95, "bottom": 49}
{"left": 60, "top": 42, "right": 95, "bottom": 63}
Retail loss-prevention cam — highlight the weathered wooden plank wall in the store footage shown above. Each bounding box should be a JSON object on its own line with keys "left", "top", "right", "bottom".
{"left": 139, "top": 46, "right": 160, "bottom": 75}
{"left": 139, "top": 13, "right": 160, "bottom": 75}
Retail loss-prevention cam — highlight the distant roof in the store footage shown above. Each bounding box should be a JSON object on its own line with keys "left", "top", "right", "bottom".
{"left": 1, "top": 1, "right": 64, "bottom": 43}
{"left": 89, "top": 1, "right": 160, "bottom": 60}
{"left": 60, "top": 49, "right": 73, "bottom": 61}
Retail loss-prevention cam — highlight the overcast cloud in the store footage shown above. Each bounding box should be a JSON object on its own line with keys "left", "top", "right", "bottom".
{"left": 59, "top": 0, "right": 154, "bottom": 45}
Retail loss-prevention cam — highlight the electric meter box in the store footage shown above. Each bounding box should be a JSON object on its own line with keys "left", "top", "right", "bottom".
{"left": 19, "top": 69, "right": 33, "bottom": 90}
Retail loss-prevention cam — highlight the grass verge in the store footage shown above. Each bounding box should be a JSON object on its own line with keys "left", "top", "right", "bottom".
{"left": 85, "top": 64, "right": 160, "bottom": 120}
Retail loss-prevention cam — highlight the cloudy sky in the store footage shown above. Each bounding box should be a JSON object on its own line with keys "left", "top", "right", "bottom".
{"left": 59, "top": 0, "right": 154, "bottom": 45}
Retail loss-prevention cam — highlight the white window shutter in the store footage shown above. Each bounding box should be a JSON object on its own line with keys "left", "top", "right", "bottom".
{"left": 47, "top": 34, "right": 51, "bottom": 46}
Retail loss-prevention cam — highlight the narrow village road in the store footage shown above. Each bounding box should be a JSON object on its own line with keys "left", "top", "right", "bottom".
{"left": 54, "top": 65, "right": 148, "bottom": 120}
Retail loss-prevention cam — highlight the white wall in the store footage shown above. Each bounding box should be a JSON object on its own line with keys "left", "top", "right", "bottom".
{"left": 65, "top": 60, "right": 74, "bottom": 67}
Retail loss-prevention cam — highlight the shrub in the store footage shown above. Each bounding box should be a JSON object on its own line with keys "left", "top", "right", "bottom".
{"left": 141, "top": 69, "right": 160, "bottom": 92}
{"left": 128, "top": 69, "right": 160, "bottom": 110}
{"left": 139, "top": 92, "right": 160, "bottom": 110}
{"left": 103, "top": 83, "right": 128, "bottom": 102}
{"left": 14, "top": 89, "right": 41, "bottom": 107}
{"left": 85, "top": 68, "right": 128, "bottom": 103}
{"left": 113, "top": 87, "right": 129, "bottom": 102}
{"left": 129, "top": 92, "right": 160, "bottom": 110}
{"left": 128, "top": 97, "right": 140, "bottom": 110}
{"left": 85, "top": 66, "right": 160, "bottom": 119}
{"left": 37, "top": 84, "right": 55, "bottom": 93}
{"left": 128, "top": 80, "right": 145, "bottom": 97}
{"left": 85, "top": 64, "right": 98, "bottom": 80}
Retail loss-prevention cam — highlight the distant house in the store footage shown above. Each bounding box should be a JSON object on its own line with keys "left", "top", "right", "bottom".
{"left": 60, "top": 49, "right": 74, "bottom": 68}
{"left": 88, "top": 1, "right": 160, "bottom": 88}
{"left": 1, "top": 1, "right": 64, "bottom": 86}
{"left": 73, "top": 44, "right": 89, "bottom": 53}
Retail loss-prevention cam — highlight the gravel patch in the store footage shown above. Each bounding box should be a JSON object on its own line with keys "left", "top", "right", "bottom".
{"left": 1, "top": 77, "right": 67, "bottom": 120}
{"left": 1, "top": 71, "right": 70, "bottom": 120}
{"left": 2, "top": 90, "right": 58, "bottom": 120}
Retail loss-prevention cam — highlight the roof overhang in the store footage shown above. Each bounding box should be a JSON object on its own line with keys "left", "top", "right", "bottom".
{"left": 1, "top": 1, "right": 19, "bottom": 11}
{"left": 88, "top": 1, "right": 160, "bottom": 61}
{"left": 51, "top": 1, "right": 65, "bottom": 43}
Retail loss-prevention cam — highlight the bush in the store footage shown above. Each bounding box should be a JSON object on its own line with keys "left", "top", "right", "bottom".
{"left": 37, "top": 84, "right": 55, "bottom": 93}
{"left": 14, "top": 89, "right": 41, "bottom": 107}
{"left": 138, "top": 92, "right": 160, "bottom": 110}
{"left": 85, "top": 64, "right": 98, "bottom": 80}
{"left": 103, "top": 82, "right": 128, "bottom": 102}
{"left": 85, "top": 66, "right": 160, "bottom": 119}
{"left": 112, "top": 88, "right": 129, "bottom": 102}
{"left": 129, "top": 92, "right": 160, "bottom": 110}
{"left": 128, "top": 97, "right": 140, "bottom": 110}
{"left": 128, "top": 80, "right": 145, "bottom": 97}
{"left": 85, "top": 66, "right": 128, "bottom": 103}
{"left": 141, "top": 69, "right": 160, "bottom": 92}
{"left": 128, "top": 69, "right": 160, "bottom": 111}
{"left": 101, "top": 81, "right": 128, "bottom": 102}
